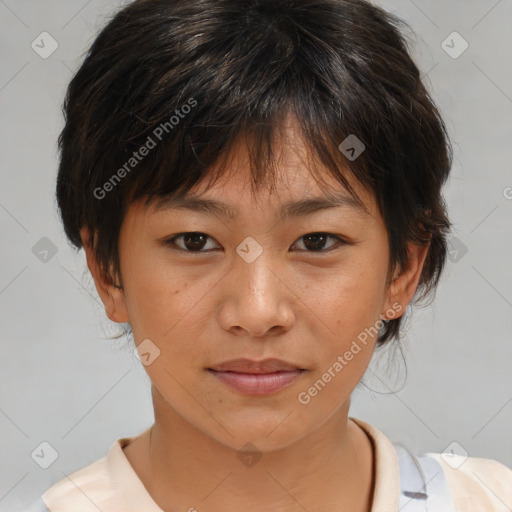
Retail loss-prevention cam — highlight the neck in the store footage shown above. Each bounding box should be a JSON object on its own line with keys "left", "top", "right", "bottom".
{"left": 123, "top": 388, "right": 375, "bottom": 512}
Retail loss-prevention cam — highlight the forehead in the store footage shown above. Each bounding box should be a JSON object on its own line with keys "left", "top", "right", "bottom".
{"left": 138, "top": 114, "right": 378, "bottom": 221}
{"left": 148, "top": 151, "right": 375, "bottom": 222}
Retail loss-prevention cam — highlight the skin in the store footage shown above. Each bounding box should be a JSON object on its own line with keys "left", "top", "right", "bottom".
{"left": 81, "top": 115, "right": 429, "bottom": 512}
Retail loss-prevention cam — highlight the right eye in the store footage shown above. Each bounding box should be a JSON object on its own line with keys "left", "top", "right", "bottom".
{"left": 163, "top": 232, "right": 221, "bottom": 253}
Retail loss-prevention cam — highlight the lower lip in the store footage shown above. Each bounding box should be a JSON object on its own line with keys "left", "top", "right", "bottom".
{"left": 208, "top": 369, "right": 304, "bottom": 395}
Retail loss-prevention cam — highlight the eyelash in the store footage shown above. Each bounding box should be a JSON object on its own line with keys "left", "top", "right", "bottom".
{"left": 163, "top": 232, "right": 349, "bottom": 254}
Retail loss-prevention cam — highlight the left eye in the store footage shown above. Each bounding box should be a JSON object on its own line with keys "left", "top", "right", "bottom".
{"left": 292, "top": 233, "right": 345, "bottom": 252}
{"left": 164, "top": 232, "right": 347, "bottom": 253}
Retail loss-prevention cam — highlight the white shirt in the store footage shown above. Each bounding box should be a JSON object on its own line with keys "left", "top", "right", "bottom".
{"left": 23, "top": 417, "right": 512, "bottom": 511}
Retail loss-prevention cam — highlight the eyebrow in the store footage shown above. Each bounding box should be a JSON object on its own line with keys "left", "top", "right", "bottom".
{"left": 152, "top": 191, "right": 368, "bottom": 220}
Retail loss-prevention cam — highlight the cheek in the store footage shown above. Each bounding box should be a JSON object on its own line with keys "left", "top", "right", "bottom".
{"left": 295, "top": 272, "right": 382, "bottom": 410}
{"left": 302, "top": 256, "right": 387, "bottom": 334}
{"left": 295, "top": 255, "right": 387, "bottom": 387}
{"left": 122, "top": 252, "right": 220, "bottom": 355}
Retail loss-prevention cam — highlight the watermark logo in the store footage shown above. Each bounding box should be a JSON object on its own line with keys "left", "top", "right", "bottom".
{"left": 32, "top": 237, "right": 58, "bottom": 263}
{"left": 134, "top": 338, "right": 161, "bottom": 366}
{"left": 236, "top": 441, "right": 262, "bottom": 468}
{"left": 441, "top": 441, "right": 469, "bottom": 469}
{"left": 447, "top": 235, "right": 468, "bottom": 263}
{"left": 31, "top": 32, "right": 58, "bottom": 59}
{"left": 441, "top": 31, "right": 469, "bottom": 59}
{"left": 236, "top": 236, "right": 263, "bottom": 263}
{"left": 31, "top": 441, "right": 59, "bottom": 469}
{"left": 338, "top": 134, "right": 366, "bottom": 161}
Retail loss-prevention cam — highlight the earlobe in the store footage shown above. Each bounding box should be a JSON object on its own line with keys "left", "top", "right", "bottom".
{"left": 80, "top": 226, "right": 130, "bottom": 324}
{"left": 384, "top": 240, "right": 430, "bottom": 319}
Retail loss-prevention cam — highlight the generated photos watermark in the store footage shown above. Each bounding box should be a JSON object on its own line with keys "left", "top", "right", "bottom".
{"left": 93, "top": 97, "right": 198, "bottom": 200}
{"left": 297, "top": 301, "right": 403, "bottom": 405}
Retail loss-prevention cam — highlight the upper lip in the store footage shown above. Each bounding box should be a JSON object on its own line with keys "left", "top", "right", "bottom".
{"left": 208, "top": 358, "right": 304, "bottom": 374}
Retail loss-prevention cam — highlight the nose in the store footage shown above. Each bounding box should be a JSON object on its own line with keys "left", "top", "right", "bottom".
{"left": 217, "top": 250, "right": 295, "bottom": 337}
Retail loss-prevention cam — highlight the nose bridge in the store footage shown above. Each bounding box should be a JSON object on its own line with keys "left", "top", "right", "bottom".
{"left": 218, "top": 235, "right": 294, "bottom": 336}
{"left": 235, "top": 235, "right": 277, "bottom": 299}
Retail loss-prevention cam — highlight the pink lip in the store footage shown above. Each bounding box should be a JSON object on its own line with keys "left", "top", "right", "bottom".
{"left": 208, "top": 369, "right": 304, "bottom": 395}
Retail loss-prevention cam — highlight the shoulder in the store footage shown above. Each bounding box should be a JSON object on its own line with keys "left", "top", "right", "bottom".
{"left": 427, "top": 452, "right": 512, "bottom": 511}
{"left": 39, "top": 453, "right": 111, "bottom": 512}
{"left": 33, "top": 433, "right": 147, "bottom": 512}
{"left": 12, "top": 458, "right": 108, "bottom": 512}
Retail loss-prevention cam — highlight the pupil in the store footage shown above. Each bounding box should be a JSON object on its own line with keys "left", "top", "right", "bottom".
{"left": 305, "top": 234, "right": 326, "bottom": 251}
{"left": 185, "top": 232, "right": 206, "bottom": 250}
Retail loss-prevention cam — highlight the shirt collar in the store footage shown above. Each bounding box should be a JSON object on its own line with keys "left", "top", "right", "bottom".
{"left": 107, "top": 428, "right": 163, "bottom": 512}
{"left": 106, "top": 418, "right": 400, "bottom": 512}
{"left": 349, "top": 417, "right": 400, "bottom": 512}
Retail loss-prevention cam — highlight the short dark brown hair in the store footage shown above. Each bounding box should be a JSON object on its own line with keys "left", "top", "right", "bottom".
{"left": 56, "top": 0, "right": 453, "bottom": 346}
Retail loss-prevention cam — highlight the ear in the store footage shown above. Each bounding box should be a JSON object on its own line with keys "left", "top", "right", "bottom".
{"left": 383, "top": 240, "right": 430, "bottom": 319}
{"left": 80, "top": 226, "right": 130, "bottom": 324}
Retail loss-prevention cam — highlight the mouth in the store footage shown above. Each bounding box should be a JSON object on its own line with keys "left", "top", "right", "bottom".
{"left": 206, "top": 358, "right": 306, "bottom": 395}
{"left": 207, "top": 369, "right": 305, "bottom": 395}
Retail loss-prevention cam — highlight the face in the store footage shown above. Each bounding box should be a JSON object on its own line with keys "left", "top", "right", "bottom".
{"left": 82, "top": 117, "right": 428, "bottom": 452}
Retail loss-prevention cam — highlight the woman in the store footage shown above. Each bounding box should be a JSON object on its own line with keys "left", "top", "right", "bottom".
{"left": 22, "top": 0, "right": 512, "bottom": 510}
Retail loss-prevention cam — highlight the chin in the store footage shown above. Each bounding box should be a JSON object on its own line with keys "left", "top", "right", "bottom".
{"left": 207, "top": 414, "right": 311, "bottom": 453}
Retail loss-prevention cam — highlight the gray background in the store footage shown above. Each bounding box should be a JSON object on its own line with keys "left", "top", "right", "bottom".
{"left": 1, "top": 0, "right": 511, "bottom": 510}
